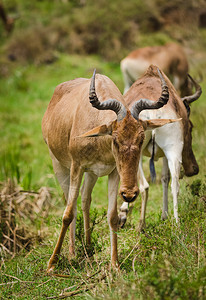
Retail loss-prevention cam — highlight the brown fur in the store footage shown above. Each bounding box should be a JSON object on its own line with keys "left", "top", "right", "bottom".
{"left": 121, "top": 43, "right": 191, "bottom": 97}
{"left": 118, "top": 64, "right": 200, "bottom": 230}
{"left": 42, "top": 74, "right": 143, "bottom": 271}
{"left": 124, "top": 65, "right": 199, "bottom": 176}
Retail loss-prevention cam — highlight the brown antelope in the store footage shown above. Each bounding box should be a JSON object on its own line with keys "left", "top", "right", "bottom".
{"left": 120, "top": 43, "right": 191, "bottom": 97}
{"left": 42, "top": 69, "right": 179, "bottom": 272}
{"left": 119, "top": 65, "right": 202, "bottom": 230}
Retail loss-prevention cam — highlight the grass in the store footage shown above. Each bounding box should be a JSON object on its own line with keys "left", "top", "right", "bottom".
{"left": 0, "top": 52, "right": 206, "bottom": 299}
{"left": 4, "top": 0, "right": 205, "bottom": 65}
{"left": 0, "top": 54, "right": 123, "bottom": 187}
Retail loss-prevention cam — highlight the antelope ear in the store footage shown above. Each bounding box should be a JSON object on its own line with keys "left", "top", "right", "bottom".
{"left": 77, "top": 122, "right": 113, "bottom": 138}
{"left": 142, "top": 118, "right": 182, "bottom": 130}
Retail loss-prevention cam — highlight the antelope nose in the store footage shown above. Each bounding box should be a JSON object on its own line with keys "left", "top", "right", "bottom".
{"left": 120, "top": 188, "right": 139, "bottom": 203}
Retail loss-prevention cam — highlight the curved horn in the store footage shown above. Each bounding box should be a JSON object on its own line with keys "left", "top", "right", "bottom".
{"left": 131, "top": 68, "right": 169, "bottom": 120}
{"left": 89, "top": 69, "right": 127, "bottom": 121}
{"left": 181, "top": 74, "right": 202, "bottom": 104}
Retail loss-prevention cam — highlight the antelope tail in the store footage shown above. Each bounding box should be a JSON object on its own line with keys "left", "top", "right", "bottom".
{"left": 149, "top": 131, "right": 156, "bottom": 183}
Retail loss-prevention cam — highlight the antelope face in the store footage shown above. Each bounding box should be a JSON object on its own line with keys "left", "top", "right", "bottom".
{"left": 111, "top": 113, "right": 145, "bottom": 203}
{"left": 82, "top": 67, "right": 173, "bottom": 201}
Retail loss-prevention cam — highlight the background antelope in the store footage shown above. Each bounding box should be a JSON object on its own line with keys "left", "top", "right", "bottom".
{"left": 120, "top": 43, "right": 191, "bottom": 97}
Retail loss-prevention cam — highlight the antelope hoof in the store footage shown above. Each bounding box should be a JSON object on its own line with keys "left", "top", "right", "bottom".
{"left": 110, "top": 260, "right": 120, "bottom": 273}
{"left": 118, "top": 212, "right": 127, "bottom": 228}
{"left": 69, "top": 247, "right": 75, "bottom": 259}
{"left": 47, "top": 255, "right": 58, "bottom": 274}
{"left": 161, "top": 212, "right": 168, "bottom": 221}
{"left": 47, "top": 264, "right": 55, "bottom": 274}
{"left": 138, "top": 220, "right": 145, "bottom": 233}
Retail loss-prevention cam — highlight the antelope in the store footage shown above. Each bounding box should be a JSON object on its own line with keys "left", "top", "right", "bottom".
{"left": 119, "top": 65, "right": 202, "bottom": 230}
{"left": 42, "top": 69, "right": 178, "bottom": 272}
{"left": 120, "top": 43, "right": 191, "bottom": 97}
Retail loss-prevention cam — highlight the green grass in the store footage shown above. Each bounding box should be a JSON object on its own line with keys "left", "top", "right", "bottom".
{"left": 0, "top": 53, "right": 206, "bottom": 299}
{"left": 0, "top": 54, "right": 123, "bottom": 187}
{"left": 0, "top": 190, "right": 205, "bottom": 299}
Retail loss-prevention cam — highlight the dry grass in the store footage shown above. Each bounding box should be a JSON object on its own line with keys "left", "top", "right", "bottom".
{"left": 0, "top": 179, "right": 51, "bottom": 261}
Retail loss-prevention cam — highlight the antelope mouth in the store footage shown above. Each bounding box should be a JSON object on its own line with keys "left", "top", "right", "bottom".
{"left": 121, "top": 191, "right": 138, "bottom": 203}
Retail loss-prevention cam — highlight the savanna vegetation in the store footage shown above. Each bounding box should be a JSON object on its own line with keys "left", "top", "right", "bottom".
{"left": 0, "top": 0, "right": 205, "bottom": 299}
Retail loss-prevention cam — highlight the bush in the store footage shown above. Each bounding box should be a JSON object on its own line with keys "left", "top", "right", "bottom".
{"left": 3, "top": 0, "right": 204, "bottom": 64}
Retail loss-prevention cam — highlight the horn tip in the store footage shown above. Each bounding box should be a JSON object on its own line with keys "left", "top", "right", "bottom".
{"left": 92, "top": 69, "right": 96, "bottom": 78}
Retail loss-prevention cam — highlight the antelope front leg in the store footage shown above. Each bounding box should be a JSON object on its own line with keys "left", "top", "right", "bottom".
{"left": 108, "top": 168, "right": 119, "bottom": 268}
{"left": 168, "top": 158, "right": 180, "bottom": 223}
{"left": 68, "top": 205, "right": 77, "bottom": 257}
{"left": 137, "top": 158, "right": 149, "bottom": 232}
{"left": 161, "top": 157, "right": 170, "bottom": 220}
{"left": 81, "top": 172, "right": 98, "bottom": 247}
{"left": 138, "top": 187, "right": 149, "bottom": 232}
{"left": 47, "top": 163, "right": 83, "bottom": 273}
{"left": 47, "top": 203, "right": 75, "bottom": 273}
{"left": 163, "top": 152, "right": 181, "bottom": 223}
